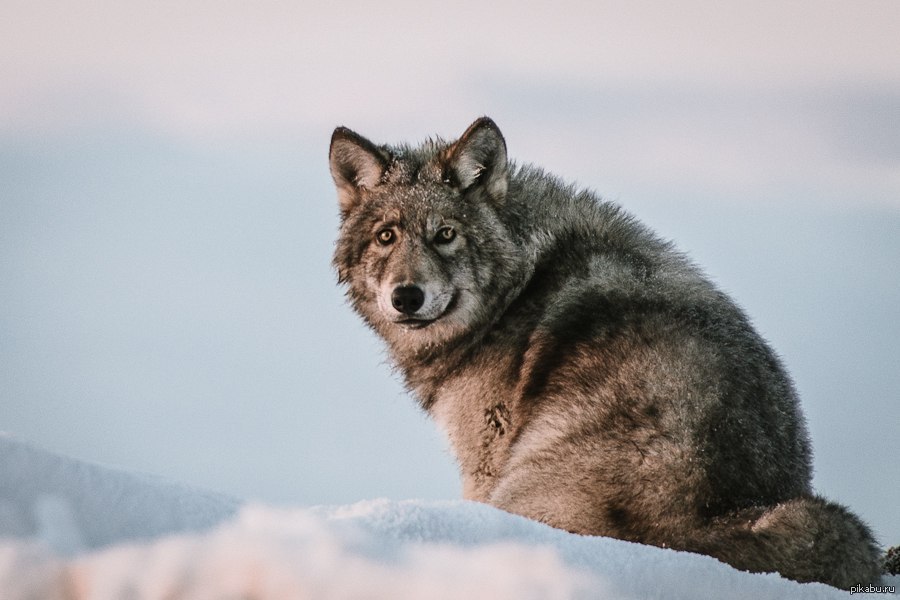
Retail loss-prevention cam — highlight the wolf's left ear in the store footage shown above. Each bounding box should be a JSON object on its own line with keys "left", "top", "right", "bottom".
{"left": 329, "top": 127, "right": 389, "bottom": 216}
{"left": 444, "top": 117, "right": 508, "bottom": 204}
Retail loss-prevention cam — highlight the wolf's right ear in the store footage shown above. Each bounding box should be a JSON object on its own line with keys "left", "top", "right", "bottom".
{"left": 329, "top": 127, "right": 389, "bottom": 216}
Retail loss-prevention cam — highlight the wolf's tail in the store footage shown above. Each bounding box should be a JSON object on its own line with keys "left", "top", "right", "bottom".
{"left": 692, "top": 495, "right": 881, "bottom": 589}
{"left": 882, "top": 545, "right": 900, "bottom": 576}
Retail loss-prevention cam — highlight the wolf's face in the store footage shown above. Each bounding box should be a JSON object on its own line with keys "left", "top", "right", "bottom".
{"left": 330, "top": 118, "right": 525, "bottom": 353}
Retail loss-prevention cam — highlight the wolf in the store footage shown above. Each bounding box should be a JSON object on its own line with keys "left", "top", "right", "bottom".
{"left": 328, "top": 117, "right": 881, "bottom": 588}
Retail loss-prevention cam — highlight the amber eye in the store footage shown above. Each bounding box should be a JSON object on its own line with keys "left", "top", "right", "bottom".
{"left": 376, "top": 229, "right": 395, "bottom": 245}
{"left": 435, "top": 226, "right": 456, "bottom": 244}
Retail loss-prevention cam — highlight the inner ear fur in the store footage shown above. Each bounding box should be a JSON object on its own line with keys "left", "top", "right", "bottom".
{"left": 444, "top": 117, "right": 509, "bottom": 204}
{"left": 329, "top": 127, "right": 389, "bottom": 216}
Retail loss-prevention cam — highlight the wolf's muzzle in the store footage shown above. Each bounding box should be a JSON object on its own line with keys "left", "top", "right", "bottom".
{"left": 391, "top": 285, "right": 425, "bottom": 315}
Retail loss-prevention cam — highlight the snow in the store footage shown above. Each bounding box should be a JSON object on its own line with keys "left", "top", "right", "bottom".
{"left": 0, "top": 435, "right": 894, "bottom": 599}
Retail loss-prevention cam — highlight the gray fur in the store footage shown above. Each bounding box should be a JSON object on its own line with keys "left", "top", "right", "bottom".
{"left": 328, "top": 117, "right": 881, "bottom": 588}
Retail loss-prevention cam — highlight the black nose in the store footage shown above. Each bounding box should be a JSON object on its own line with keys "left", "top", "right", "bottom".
{"left": 391, "top": 285, "right": 425, "bottom": 315}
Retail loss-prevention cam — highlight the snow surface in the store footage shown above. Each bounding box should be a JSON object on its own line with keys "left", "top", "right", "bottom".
{"left": 1, "top": 435, "right": 895, "bottom": 599}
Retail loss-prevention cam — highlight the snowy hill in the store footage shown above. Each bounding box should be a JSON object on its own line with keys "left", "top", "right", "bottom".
{"left": 0, "top": 435, "right": 893, "bottom": 599}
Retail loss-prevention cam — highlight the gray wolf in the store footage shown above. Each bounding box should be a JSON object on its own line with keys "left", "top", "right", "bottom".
{"left": 328, "top": 117, "right": 881, "bottom": 588}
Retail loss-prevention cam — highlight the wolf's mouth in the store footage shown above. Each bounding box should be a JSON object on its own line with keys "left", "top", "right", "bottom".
{"left": 396, "top": 318, "right": 436, "bottom": 329}
{"left": 391, "top": 292, "right": 457, "bottom": 329}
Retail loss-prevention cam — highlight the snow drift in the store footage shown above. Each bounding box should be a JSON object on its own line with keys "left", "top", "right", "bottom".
{"left": 0, "top": 435, "right": 892, "bottom": 599}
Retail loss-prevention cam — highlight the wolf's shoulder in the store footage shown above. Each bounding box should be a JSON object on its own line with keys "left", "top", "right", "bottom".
{"left": 506, "top": 164, "right": 697, "bottom": 280}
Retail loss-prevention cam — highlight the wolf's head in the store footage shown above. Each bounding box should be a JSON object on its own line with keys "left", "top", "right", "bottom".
{"left": 329, "top": 117, "right": 528, "bottom": 356}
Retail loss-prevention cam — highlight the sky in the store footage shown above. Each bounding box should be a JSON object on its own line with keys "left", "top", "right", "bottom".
{"left": 1, "top": 1, "right": 898, "bottom": 545}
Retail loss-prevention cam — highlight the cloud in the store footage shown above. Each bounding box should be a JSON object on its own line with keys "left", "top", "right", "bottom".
{"left": 3, "top": 0, "right": 897, "bottom": 208}
{"left": 2, "top": 0, "right": 899, "bottom": 137}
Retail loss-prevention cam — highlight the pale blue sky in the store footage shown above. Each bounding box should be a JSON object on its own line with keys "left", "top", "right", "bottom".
{"left": 2, "top": 1, "right": 898, "bottom": 544}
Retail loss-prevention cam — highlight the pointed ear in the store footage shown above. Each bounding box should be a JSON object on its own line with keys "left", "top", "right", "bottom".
{"left": 444, "top": 117, "right": 508, "bottom": 204}
{"left": 329, "top": 127, "right": 389, "bottom": 216}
